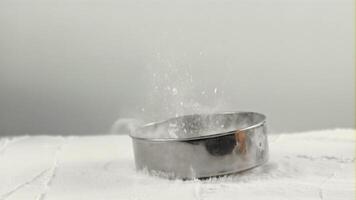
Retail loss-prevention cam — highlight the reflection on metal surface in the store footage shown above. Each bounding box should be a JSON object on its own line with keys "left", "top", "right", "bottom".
{"left": 204, "top": 135, "right": 235, "bottom": 156}
{"left": 235, "top": 130, "right": 247, "bottom": 154}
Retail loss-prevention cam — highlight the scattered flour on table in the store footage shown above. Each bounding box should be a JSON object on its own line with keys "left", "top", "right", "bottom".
{"left": 0, "top": 129, "right": 354, "bottom": 200}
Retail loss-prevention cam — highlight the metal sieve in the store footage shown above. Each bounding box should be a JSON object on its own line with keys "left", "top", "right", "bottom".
{"left": 129, "top": 112, "right": 269, "bottom": 179}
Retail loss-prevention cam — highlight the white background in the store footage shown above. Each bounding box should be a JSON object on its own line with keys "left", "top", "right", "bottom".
{"left": 0, "top": 0, "right": 354, "bottom": 135}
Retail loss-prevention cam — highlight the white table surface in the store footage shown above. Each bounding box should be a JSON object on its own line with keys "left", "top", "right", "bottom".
{"left": 0, "top": 129, "right": 354, "bottom": 200}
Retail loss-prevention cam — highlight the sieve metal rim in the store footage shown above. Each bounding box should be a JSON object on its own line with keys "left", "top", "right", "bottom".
{"left": 129, "top": 111, "right": 266, "bottom": 142}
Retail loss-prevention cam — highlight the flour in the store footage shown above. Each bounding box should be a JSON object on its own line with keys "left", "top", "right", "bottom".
{"left": 0, "top": 129, "right": 353, "bottom": 200}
